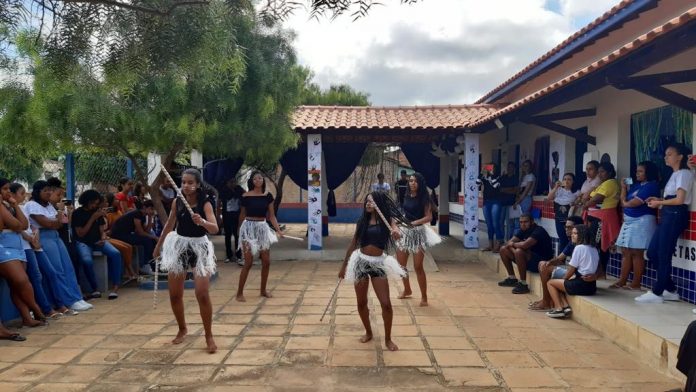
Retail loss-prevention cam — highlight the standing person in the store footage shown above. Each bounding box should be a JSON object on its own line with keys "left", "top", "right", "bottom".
{"left": 159, "top": 182, "right": 176, "bottom": 215}
{"left": 500, "top": 162, "right": 519, "bottom": 240}
{"left": 24, "top": 181, "right": 92, "bottom": 311}
{"left": 236, "top": 171, "right": 284, "bottom": 302}
{"left": 612, "top": 161, "right": 660, "bottom": 290}
{"left": 154, "top": 168, "right": 218, "bottom": 353}
{"left": 636, "top": 143, "right": 693, "bottom": 304}
{"left": 110, "top": 200, "right": 159, "bottom": 275}
{"left": 0, "top": 179, "right": 48, "bottom": 326}
{"left": 9, "top": 183, "right": 61, "bottom": 318}
{"left": 512, "top": 160, "right": 536, "bottom": 232}
{"left": 71, "top": 190, "right": 122, "bottom": 300}
{"left": 584, "top": 162, "right": 621, "bottom": 277}
{"left": 546, "top": 173, "right": 579, "bottom": 252}
{"left": 478, "top": 163, "right": 503, "bottom": 252}
{"left": 371, "top": 173, "right": 391, "bottom": 193}
{"left": 395, "top": 172, "right": 442, "bottom": 306}
{"left": 545, "top": 224, "right": 599, "bottom": 318}
{"left": 573, "top": 160, "right": 601, "bottom": 216}
{"left": 395, "top": 170, "right": 409, "bottom": 206}
{"left": 338, "top": 191, "right": 408, "bottom": 351}
{"left": 132, "top": 182, "right": 147, "bottom": 204}
{"left": 218, "top": 178, "right": 244, "bottom": 264}
{"left": 115, "top": 177, "right": 136, "bottom": 213}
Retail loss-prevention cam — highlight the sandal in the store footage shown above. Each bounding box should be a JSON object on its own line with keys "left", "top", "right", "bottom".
{"left": 62, "top": 309, "right": 79, "bottom": 316}
{"left": 623, "top": 285, "right": 643, "bottom": 291}
{"left": 529, "top": 302, "right": 553, "bottom": 312}
{"left": 608, "top": 283, "right": 625, "bottom": 289}
{"left": 0, "top": 333, "right": 26, "bottom": 342}
{"left": 47, "top": 312, "right": 63, "bottom": 320}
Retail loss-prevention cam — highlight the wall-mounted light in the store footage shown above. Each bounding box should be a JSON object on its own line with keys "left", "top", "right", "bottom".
{"left": 494, "top": 119, "right": 504, "bottom": 130}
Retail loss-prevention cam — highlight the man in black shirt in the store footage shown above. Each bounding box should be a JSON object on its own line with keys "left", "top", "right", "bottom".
{"left": 217, "top": 178, "right": 244, "bottom": 263}
{"left": 497, "top": 214, "right": 553, "bottom": 294}
{"left": 395, "top": 170, "right": 409, "bottom": 206}
{"left": 110, "top": 200, "right": 159, "bottom": 274}
{"left": 72, "top": 190, "right": 122, "bottom": 299}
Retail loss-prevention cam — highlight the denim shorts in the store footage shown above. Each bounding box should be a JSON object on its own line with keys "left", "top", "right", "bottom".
{"left": 0, "top": 232, "right": 27, "bottom": 263}
{"left": 551, "top": 265, "right": 568, "bottom": 279}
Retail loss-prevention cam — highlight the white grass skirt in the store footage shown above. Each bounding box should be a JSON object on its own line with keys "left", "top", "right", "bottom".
{"left": 160, "top": 232, "right": 217, "bottom": 277}
{"left": 238, "top": 220, "right": 278, "bottom": 257}
{"left": 344, "top": 250, "right": 407, "bottom": 283}
{"left": 397, "top": 225, "right": 442, "bottom": 253}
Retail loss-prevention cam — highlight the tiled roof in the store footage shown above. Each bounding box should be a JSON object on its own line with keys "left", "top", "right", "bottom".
{"left": 292, "top": 105, "right": 500, "bottom": 132}
{"left": 475, "top": 0, "right": 641, "bottom": 104}
{"left": 469, "top": 6, "right": 696, "bottom": 128}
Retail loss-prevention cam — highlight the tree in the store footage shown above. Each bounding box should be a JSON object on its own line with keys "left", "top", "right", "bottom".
{"left": 1, "top": 1, "right": 306, "bottom": 219}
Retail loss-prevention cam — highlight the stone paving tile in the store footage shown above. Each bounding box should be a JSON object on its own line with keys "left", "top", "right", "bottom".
{"left": 27, "top": 382, "right": 89, "bottom": 391}
{"left": 0, "top": 254, "right": 684, "bottom": 391}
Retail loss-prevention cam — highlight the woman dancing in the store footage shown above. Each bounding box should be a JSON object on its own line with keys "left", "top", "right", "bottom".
{"left": 236, "top": 171, "right": 284, "bottom": 302}
{"left": 396, "top": 172, "right": 441, "bottom": 306}
{"left": 339, "top": 191, "right": 409, "bottom": 351}
{"left": 154, "top": 168, "right": 218, "bottom": 353}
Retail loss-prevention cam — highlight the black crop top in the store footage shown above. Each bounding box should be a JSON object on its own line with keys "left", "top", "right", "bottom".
{"left": 176, "top": 198, "right": 208, "bottom": 237}
{"left": 402, "top": 194, "right": 426, "bottom": 222}
{"left": 359, "top": 224, "right": 388, "bottom": 250}
{"left": 242, "top": 193, "right": 274, "bottom": 218}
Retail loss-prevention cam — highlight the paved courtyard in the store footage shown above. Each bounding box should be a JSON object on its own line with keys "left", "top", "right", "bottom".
{"left": 0, "top": 254, "right": 684, "bottom": 391}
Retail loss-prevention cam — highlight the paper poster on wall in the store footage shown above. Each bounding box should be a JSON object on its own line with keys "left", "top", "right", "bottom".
{"left": 307, "top": 134, "right": 322, "bottom": 251}
{"left": 463, "top": 134, "right": 479, "bottom": 249}
{"left": 549, "top": 136, "right": 565, "bottom": 191}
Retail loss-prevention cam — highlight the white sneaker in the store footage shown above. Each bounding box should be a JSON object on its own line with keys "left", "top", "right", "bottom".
{"left": 70, "top": 301, "right": 92, "bottom": 311}
{"left": 662, "top": 290, "right": 680, "bottom": 301}
{"left": 693, "top": 308, "right": 696, "bottom": 314}
{"left": 79, "top": 300, "right": 94, "bottom": 309}
{"left": 635, "top": 291, "right": 664, "bottom": 304}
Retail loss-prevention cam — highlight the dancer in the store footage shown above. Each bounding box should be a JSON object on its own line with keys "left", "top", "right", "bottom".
{"left": 396, "top": 172, "right": 441, "bottom": 306}
{"left": 338, "top": 191, "right": 409, "bottom": 351}
{"left": 236, "top": 171, "right": 284, "bottom": 302}
{"left": 154, "top": 168, "right": 218, "bottom": 353}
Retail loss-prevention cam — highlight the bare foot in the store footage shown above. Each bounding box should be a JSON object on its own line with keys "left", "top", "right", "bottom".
{"left": 236, "top": 295, "right": 246, "bottom": 302}
{"left": 205, "top": 335, "right": 217, "bottom": 353}
{"left": 419, "top": 298, "right": 428, "bottom": 307}
{"left": 359, "top": 333, "right": 373, "bottom": 343}
{"left": 260, "top": 291, "right": 273, "bottom": 298}
{"left": 398, "top": 290, "right": 412, "bottom": 299}
{"left": 22, "top": 319, "right": 44, "bottom": 328}
{"left": 172, "top": 328, "right": 188, "bottom": 344}
{"left": 385, "top": 340, "right": 399, "bottom": 351}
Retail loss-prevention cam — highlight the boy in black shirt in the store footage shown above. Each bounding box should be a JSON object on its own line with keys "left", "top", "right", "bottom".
{"left": 110, "top": 200, "right": 159, "bottom": 274}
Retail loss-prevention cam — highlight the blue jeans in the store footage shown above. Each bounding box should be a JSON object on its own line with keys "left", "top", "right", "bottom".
{"left": 646, "top": 204, "right": 688, "bottom": 295}
{"left": 511, "top": 195, "right": 533, "bottom": 233}
{"left": 24, "top": 249, "right": 53, "bottom": 314}
{"left": 38, "top": 229, "right": 83, "bottom": 306}
{"left": 111, "top": 233, "right": 156, "bottom": 266}
{"left": 75, "top": 241, "right": 123, "bottom": 291}
{"left": 482, "top": 201, "right": 504, "bottom": 242}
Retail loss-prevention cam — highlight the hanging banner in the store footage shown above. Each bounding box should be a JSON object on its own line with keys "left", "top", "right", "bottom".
{"left": 463, "top": 134, "right": 479, "bottom": 249}
{"left": 307, "top": 134, "right": 322, "bottom": 250}
{"left": 549, "top": 135, "right": 565, "bottom": 191}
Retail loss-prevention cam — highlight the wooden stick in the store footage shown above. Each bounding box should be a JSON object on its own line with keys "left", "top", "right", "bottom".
{"left": 282, "top": 235, "right": 304, "bottom": 241}
{"left": 366, "top": 194, "right": 392, "bottom": 229}
{"left": 160, "top": 166, "right": 195, "bottom": 217}
{"left": 320, "top": 278, "right": 342, "bottom": 322}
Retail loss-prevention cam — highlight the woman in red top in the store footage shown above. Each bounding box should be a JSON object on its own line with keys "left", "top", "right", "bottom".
{"left": 115, "top": 177, "right": 136, "bottom": 213}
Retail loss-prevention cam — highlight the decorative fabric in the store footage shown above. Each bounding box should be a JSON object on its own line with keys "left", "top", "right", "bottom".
{"left": 160, "top": 232, "right": 216, "bottom": 277}
{"left": 344, "top": 250, "right": 407, "bottom": 283}
{"left": 400, "top": 143, "right": 440, "bottom": 189}
{"left": 202, "top": 158, "right": 244, "bottom": 195}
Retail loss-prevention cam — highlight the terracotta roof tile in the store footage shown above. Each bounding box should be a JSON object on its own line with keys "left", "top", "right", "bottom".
{"left": 475, "top": 0, "right": 640, "bottom": 104}
{"left": 292, "top": 105, "right": 500, "bottom": 132}
{"left": 469, "top": 5, "right": 696, "bottom": 128}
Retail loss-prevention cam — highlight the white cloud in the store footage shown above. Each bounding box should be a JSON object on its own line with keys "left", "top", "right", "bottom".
{"left": 284, "top": 0, "right": 621, "bottom": 105}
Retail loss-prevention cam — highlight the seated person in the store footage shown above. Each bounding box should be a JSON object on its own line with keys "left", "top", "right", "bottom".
{"left": 546, "top": 224, "right": 599, "bottom": 318}
{"left": 71, "top": 190, "right": 122, "bottom": 299}
{"left": 498, "top": 213, "right": 554, "bottom": 294}
{"left": 109, "top": 200, "right": 158, "bottom": 274}
{"left": 528, "top": 216, "right": 584, "bottom": 311}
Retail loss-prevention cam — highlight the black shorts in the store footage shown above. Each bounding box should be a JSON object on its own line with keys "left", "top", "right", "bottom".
{"left": 178, "top": 247, "right": 199, "bottom": 270}
{"left": 526, "top": 252, "right": 543, "bottom": 272}
{"left": 354, "top": 261, "right": 387, "bottom": 281}
{"left": 564, "top": 278, "right": 596, "bottom": 296}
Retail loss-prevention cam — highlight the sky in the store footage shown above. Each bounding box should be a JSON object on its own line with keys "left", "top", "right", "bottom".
{"left": 282, "top": 0, "right": 622, "bottom": 106}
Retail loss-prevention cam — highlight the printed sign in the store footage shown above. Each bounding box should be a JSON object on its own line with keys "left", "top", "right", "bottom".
{"left": 672, "top": 238, "right": 696, "bottom": 272}
{"left": 463, "top": 134, "right": 479, "bottom": 249}
{"left": 307, "top": 134, "right": 322, "bottom": 251}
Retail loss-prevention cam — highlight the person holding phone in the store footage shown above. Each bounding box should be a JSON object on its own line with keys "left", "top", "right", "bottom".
{"left": 477, "top": 163, "right": 504, "bottom": 252}
{"left": 547, "top": 173, "right": 579, "bottom": 252}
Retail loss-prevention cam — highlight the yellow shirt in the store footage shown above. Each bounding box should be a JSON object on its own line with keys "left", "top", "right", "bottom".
{"left": 590, "top": 179, "right": 620, "bottom": 209}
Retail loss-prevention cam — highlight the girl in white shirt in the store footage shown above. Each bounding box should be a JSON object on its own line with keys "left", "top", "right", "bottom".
{"left": 547, "top": 173, "right": 580, "bottom": 252}
{"left": 546, "top": 224, "right": 599, "bottom": 318}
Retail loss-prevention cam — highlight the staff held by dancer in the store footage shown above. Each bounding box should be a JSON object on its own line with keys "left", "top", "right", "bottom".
{"left": 338, "top": 191, "right": 409, "bottom": 352}
{"left": 154, "top": 168, "right": 219, "bottom": 353}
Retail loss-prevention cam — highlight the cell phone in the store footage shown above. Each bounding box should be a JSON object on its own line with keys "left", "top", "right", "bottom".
{"left": 62, "top": 199, "right": 74, "bottom": 206}
{"left": 105, "top": 207, "right": 115, "bottom": 213}
{"left": 484, "top": 164, "right": 494, "bottom": 172}
{"left": 689, "top": 154, "right": 696, "bottom": 164}
{"left": 623, "top": 178, "right": 633, "bottom": 185}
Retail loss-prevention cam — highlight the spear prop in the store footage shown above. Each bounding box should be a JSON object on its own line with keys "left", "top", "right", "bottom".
{"left": 320, "top": 278, "right": 342, "bottom": 322}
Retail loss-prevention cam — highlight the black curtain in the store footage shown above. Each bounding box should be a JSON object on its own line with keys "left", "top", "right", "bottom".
{"left": 202, "top": 158, "right": 244, "bottom": 193}
{"left": 279, "top": 143, "right": 309, "bottom": 190}
{"left": 400, "top": 143, "right": 440, "bottom": 189}
{"left": 533, "top": 136, "right": 550, "bottom": 195}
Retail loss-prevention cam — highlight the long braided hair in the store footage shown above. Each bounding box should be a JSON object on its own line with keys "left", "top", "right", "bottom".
{"left": 354, "top": 191, "right": 411, "bottom": 253}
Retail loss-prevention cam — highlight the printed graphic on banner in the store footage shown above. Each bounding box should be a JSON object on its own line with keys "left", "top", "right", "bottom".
{"left": 463, "top": 134, "right": 479, "bottom": 249}
{"left": 549, "top": 136, "right": 565, "bottom": 191}
{"left": 672, "top": 238, "right": 696, "bottom": 272}
{"left": 307, "top": 134, "right": 322, "bottom": 251}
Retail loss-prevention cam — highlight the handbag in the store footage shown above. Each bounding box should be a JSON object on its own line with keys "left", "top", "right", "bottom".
{"left": 508, "top": 205, "right": 522, "bottom": 219}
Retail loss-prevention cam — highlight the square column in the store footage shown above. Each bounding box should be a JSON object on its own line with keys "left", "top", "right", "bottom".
{"left": 438, "top": 156, "right": 450, "bottom": 236}
{"left": 307, "top": 134, "right": 322, "bottom": 250}
{"left": 463, "top": 134, "right": 479, "bottom": 249}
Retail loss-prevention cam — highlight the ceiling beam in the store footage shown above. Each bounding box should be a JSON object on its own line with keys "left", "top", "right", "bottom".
{"left": 611, "top": 69, "right": 696, "bottom": 88}
{"left": 524, "top": 120, "right": 597, "bottom": 145}
{"left": 524, "top": 108, "right": 596, "bottom": 123}
{"left": 632, "top": 85, "right": 696, "bottom": 113}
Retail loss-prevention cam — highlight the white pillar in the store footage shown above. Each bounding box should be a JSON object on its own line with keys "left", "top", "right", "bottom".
{"left": 307, "top": 134, "right": 322, "bottom": 250}
{"left": 463, "top": 134, "right": 480, "bottom": 249}
{"left": 438, "top": 156, "right": 450, "bottom": 236}
{"left": 191, "top": 149, "right": 203, "bottom": 168}
{"left": 147, "top": 152, "right": 162, "bottom": 186}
